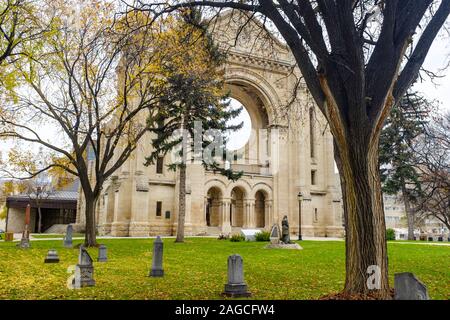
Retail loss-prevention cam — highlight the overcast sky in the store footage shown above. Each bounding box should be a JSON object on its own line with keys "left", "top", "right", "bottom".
{"left": 1, "top": 35, "right": 449, "bottom": 165}
{"left": 412, "top": 34, "right": 450, "bottom": 113}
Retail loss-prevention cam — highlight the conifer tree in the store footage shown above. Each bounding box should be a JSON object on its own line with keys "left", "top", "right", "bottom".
{"left": 145, "top": 10, "right": 243, "bottom": 243}
{"left": 380, "top": 92, "right": 429, "bottom": 240}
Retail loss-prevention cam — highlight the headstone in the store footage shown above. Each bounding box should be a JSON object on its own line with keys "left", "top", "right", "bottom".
{"left": 44, "top": 249, "right": 60, "bottom": 263}
{"left": 149, "top": 236, "right": 164, "bottom": 277}
{"left": 17, "top": 204, "right": 31, "bottom": 249}
{"left": 394, "top": 273, "right": 429, "bottom": 300}
{"left": 222, "top": 254, "right": 251, "bottom": 298}
{"left": 240, "top": 229, "right": 260, "bottom": 241}
{"left": 97, "top": 245, "right": 107, "bottom": 262}
{"left": 428, "top": 236, "right": 433, "bottom": 241}
{"left": 269, "top": 224, "right": 281, "bottom": 244}
{"left": 64, "top": 225, "right": 73, "bottom": 248}
{"left": 73, "top": 246, "right": 95, "bottom": 287}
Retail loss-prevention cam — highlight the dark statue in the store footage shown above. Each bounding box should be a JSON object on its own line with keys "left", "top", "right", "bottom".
{"left": 281, "top": 215, "right": 292, "bottom": 244}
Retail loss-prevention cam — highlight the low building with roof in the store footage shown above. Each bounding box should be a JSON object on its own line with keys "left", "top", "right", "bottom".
{"left": 5, "top": 182, "right": 79, "bottom": 233}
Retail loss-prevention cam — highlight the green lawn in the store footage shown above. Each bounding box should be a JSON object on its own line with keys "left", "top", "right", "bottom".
{"left": 0, "top": 238, "right": 448, "bottom": 300}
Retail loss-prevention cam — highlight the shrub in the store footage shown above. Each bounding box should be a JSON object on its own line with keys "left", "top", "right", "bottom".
{"left": 230, "top": 233, "right": 246, "bottom": 242}
{"left": 255, "top": 231, "right": 271, "bottom": 242}
{"left": 217, "top": 233, "right": 229, "bottom": 240}
{"left": 386, "top": 228, "right": 396, "bottom": 241}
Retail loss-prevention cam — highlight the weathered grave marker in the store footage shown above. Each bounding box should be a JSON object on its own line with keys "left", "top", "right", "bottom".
{"left": 222, "top": 254, "right": 251, "bottom": 298}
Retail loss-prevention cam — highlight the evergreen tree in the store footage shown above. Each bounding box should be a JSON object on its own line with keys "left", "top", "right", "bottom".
{"left": 145, "top": 10, "right": 243, "bottom": 243}
{"left": 380, "top": 91, "right": 429, "bottom": 240}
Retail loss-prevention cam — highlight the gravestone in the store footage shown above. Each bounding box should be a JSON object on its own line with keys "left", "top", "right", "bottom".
{"left": 149, "top": 236, "right": 164, "bottom": 277}
{"left": 44, "top": 249, "right": 60, "bottom": 263}
{"left": 240, "top": 229, "right": 260, "bottom": 241}
{"left": 222, "top": 254, "right": 251, "bottom": 298}
{"left": 428, "top": 236, "right": 434, "bottom": 241}
{"left": 97, "top": 245, "right": 107, "bottom": 262}
{"left": 73, "top": 246, "right": 95, "bottom": 287}
{"left": 266, "top": 224, "right": 303, "bottom": 250}
{"left": 17, "top": 204, "right": 31, "bottom": 249}
{"left": 394, "top": 273, "right": 429, "bottom": 300}
{"left": 64, "top": 225, "right": 73, "bottom": 248}
{"left": 269, "top": 224, "right": 281, "bottom": 244}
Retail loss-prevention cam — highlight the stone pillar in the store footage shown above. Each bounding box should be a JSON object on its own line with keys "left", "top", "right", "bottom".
{"left": 247, "top": 199, "right": 256, "bottom": 228}
{"left": 265, "top": 200, "right": 273, "bottom": 230}
{"left": 100, "top": 182, "right": 115, "bottom": 235}
{"left": 129, "top": 172, "right": 150, "bottom": 237}
{"left": 111, "top": 175, "right": 131, "bottom": 237}
{"left": 243, "top": 200, "right": 250, "bottom": 228}
{"left": 221, "top": 199, "right": 231, "bottom": 234}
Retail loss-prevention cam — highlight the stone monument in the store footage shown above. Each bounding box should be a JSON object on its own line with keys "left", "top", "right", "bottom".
{"left": 394, "top": 273, "right": 430, "bottom": 300}
{"left": 222, "top": 254, "right": 251, "bottom": 298}
{"left": 149, "top": 236, "right": 164, "bottom": 277}
{"left": 73, "top": 246, "right": 95, "bottom": 287}
{"left": 44, "top": 249, "right": 60, "bottom": 263}
{"left": 64, "top": 224, "right": 73, "bottom": 248}
{"left": 266, "top": 220, "right": 302, "bottom": 250}
{"left": 281, "top": 215, "right": 292, "bottom": 244}
{"left": 97, "top": 245, "right": 107, "bottom": 262}
{"left": 269, "top": 224, "right": 281, "bottom": 245}
{"left": 240, "top": 229, "right": 260, "bottom": 241}
{"left": 17, "top": 204, "right": 31, "bottom": 249}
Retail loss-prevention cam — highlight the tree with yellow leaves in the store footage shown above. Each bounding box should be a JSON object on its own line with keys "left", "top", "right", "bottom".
{"left": 0, "top": 2, "right": 236, "bottom": 246}
{"left": 0, "top": 1, "right": 173, "bottom": 246}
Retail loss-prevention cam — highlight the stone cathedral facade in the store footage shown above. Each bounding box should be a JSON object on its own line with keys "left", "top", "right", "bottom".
{"left": 76, "top": 12, "right": 344, "bottom": 238}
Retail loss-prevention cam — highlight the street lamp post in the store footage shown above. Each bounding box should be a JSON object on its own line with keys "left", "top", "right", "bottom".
{"left": 297, "top": 192, "right": 303, "bottom": 241}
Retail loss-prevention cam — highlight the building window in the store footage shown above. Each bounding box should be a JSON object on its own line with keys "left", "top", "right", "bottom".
{"left": 156, "top": 156, "right": 164, "bottom": 174}
{"left": 314, "top": 208, "right": 318, "bottom": 222}
{"left": 311, "top": 170, "right": 317, "bottom": 185}
{"left": 156, "top": 201, "right": 162, "bottom": 217}
{"left": 309, "top": 108, "right": 315, "bottom": 158}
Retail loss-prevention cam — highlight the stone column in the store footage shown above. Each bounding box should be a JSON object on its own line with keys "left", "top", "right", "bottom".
{"left": 243, "top": 201, "right": 250, "bottom": 228}
{"left": 111, "top": 175, "right": 132, "bottom": 237}
{"left": 244, "top": 199, "right": 255, "bottom": 228}
{"left": 129, "top": 172, "right": 150, "bottom": 237}
{"left": 264, "top": 199, "right": 273, "bottom": 230}
{"left": 221, "top": 199, "right": 232, "bottom": 234}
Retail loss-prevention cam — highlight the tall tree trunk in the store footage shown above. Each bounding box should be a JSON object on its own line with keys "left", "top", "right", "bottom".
{"left": 176, "top": 164, "right": 187, "bottom": 243}
{"left": 335, "top": 136, "right": 390, "bottom": 298}
{"left": 84, "top": 195, "right": 97, "bottom": 247}
{"left": 37, "top": 206, "right": 42, "bottom": 234}
{"left": 401, "top": 184, "right": 415, "bottom": 241}
{"left": 175, "top": 113, "right": 188, "bottom": 243}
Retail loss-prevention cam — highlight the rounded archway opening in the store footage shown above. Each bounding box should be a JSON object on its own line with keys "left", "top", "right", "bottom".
{"left": 230, "top": 186, "right": 245, "bottom": 227}
{"left": 206, "top": 187, "right": 223, "bottom": 227}
{"left": 225, "top": 97, "right": 252, "bottom": 151}
{"left": 255, "top": 191, "right": 266, "bottom": 228}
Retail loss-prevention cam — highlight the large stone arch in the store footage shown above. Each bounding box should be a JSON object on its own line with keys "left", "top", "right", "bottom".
{"left": 224, "top": 67, "right": 281, "bottom": 126}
